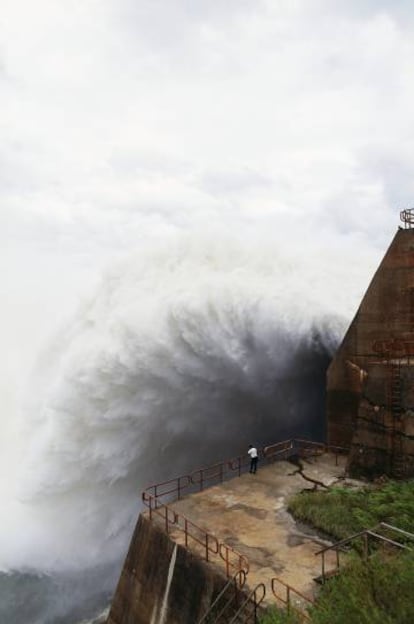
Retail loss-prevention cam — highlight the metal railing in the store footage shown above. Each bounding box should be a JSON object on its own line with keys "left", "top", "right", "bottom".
{"left": 293, "top": 439, "right": 349, "bottom": 466}
{"left": 142, "top": 491, "right": 249, "bottom": 578}
{"left": 143, "top": 438, "right": 349, "bottom": 507}
{"left": 143, "top": 439, "right": 295, "bottom": 506}
{"left": 400, "top": 208, "right": 414, "bottom": 228}
{"left": 379, "top": 522, "right": 414, "bottom": 543}
{"left": 271, "top": 578, "right": 314, "bottom": 622}
{"left": 197, "top": 570, "right": 247, "bottom": 624}
{"left": 315, "top": 522, "right": 414, "bottom": 583}
{"left": 227, "top": 582, "right": 266, "bottom": 624}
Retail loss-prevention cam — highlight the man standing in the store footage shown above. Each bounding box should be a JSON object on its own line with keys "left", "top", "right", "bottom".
{"left": 248, "top": 445, "right": 258, "bottom": 474}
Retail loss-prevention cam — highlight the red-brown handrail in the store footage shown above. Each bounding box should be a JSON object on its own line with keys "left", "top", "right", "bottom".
{"left": 228, "top": 582, "right": 266, "bottom": 624}
{"left": 197, "top": 570, "right": 247, "bottom": 624}
{"left": 294, "top": 439, "right": 349, "bottom": 466}
{"left": 271, "top": 577, "right": 314, "bottom": 622}
{"left": 263, "top": 439, "right": 294, "bottom": 460}
{"left": 218, "top": 542, "right": 249, "bottom": 578}
{"left": 143, "top": 438, "right": 349, "bottom": 506}
{"left": 142, "top": 491, "right": 249, "bottom": 577}
{"left": 315, "top": 522, "right": 413, "bottom": 583}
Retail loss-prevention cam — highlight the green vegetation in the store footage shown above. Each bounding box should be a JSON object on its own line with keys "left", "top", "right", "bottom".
{"left": 287, "top": 480, "right": 414, "bottom": 540}
{"left": 259, "top": 606, "right": 301, "bottom": 624}
{"left": 308, "top": 552, "right": 414, "bottom": 624}
{"left": 260, "top": 553, "right": 414, "bottom": 624}
{"left": 259, "top": 480, "right": 414, "bottom": 624}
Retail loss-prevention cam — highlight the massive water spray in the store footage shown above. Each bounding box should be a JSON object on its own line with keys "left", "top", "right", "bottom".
{"left": 0, "top": 231, "right": 376, "bottom": 623}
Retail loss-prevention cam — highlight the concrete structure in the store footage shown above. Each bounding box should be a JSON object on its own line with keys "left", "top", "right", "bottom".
{"left": 107, "top": 514, "right": 230, "bottom": 624}
{"left": 327, "top": 214, "right": 414, "bottom": 478}
{"left": 107, "top": 451, "right": 347, "bottom": 623}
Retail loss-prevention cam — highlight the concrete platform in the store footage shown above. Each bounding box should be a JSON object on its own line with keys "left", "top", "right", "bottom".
{"left": 164, "top": 453, "right": 349, "bottom": 605}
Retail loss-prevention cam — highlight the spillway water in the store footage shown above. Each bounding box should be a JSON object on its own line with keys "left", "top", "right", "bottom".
{"left": 0, "top": 231, "right": 376, "bottom": 623}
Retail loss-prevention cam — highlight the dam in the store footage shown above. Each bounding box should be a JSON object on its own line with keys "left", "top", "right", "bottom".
{"left": 107, "top": 212, "right": 414, "bottom": 623}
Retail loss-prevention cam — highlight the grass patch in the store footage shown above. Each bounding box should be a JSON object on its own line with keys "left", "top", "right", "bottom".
{"left": 260, "top": 552, "right": 414, "bottom": 624}
{"left": 259, "top": 606, "right": 302, "bottom": 624}
{"left": 309, "top": 551, "right": 414, "bottom": 624}
{"left": 287, "top": 480, "right": 414, "bottom": 540}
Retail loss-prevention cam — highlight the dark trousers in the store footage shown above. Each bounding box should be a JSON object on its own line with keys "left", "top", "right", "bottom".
{"left": 250, "top": 457, "right": 258, "bottom": 473}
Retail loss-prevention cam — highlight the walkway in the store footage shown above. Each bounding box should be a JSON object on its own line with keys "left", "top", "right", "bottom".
{"left": 166, "top": 453, "right": 348, "bottom": 605}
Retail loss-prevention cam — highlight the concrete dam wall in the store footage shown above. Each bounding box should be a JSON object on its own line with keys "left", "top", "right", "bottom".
{"left": 107, "top": 514, "right": 230, "bottom": 624}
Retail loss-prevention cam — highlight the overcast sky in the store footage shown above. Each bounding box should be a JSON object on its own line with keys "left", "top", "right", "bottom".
{"left": 2, "top": 0, "right": 414, "bottom": 397}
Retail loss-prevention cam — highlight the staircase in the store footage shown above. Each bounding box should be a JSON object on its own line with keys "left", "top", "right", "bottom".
{"left": 197, "top": 575, "right": 265, "bottom": 624}
{"left": 315, "top": 522, "right": 414, "bottom": 583}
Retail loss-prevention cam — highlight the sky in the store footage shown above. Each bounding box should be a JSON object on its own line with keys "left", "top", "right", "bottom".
{"left": 2, "top": 0, "right": 414, "bottom": 454}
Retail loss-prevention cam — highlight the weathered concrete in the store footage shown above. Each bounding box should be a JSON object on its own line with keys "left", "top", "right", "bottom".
{"left": 327, "top": 226, "right": 414, "bottom": 478}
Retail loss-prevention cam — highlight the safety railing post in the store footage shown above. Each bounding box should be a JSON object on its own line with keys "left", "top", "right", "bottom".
{"left": 200, "top": 470, "right": 204, "bottom": 492}
{"left": 234, "top": 574, "right": 240, "bottom": 607}
{"left": 219, "top": 463, "right": 223, "bottom": 483}
{"left": 225, "top": 547, "right": 230, "bottom": 577}
{"left": 184, "top": 518, "right": 188, "bottom": 548}
{"left": 364, "top": 532, "right": 369, "bottom": 560}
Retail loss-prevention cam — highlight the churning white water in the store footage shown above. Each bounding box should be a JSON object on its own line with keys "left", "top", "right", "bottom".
{"left": 0, "top": 230, "right": 380, "bottom": 622}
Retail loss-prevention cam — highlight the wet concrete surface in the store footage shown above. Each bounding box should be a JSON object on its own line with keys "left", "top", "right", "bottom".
{"left": 164, "top": 453, "right": 352, "bottom": 604}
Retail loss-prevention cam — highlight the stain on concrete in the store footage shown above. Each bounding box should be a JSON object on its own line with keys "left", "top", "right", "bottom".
{"left": 287, "top": 535, "right": 306, "bottom": 547}
{"left": 227, "top": 503, "right": 268, "bottom": 519}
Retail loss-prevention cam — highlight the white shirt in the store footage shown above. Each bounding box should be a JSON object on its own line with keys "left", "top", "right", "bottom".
{"left": 248, "top": 447, "right": 258, "bottom": 458}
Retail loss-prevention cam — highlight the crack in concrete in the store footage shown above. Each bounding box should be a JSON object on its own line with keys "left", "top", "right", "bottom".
{"left": 287, "top": 456, "right": 329, "bottom": 490}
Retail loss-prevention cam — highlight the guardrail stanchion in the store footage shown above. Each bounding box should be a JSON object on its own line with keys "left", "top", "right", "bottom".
{"left": 253, "top": 590, "right": 257, "bottom": 623}
{"left": 364, "top": 532, "right": 369, "bottom": 560}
